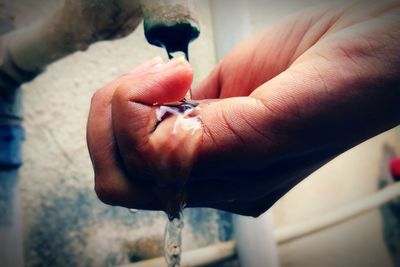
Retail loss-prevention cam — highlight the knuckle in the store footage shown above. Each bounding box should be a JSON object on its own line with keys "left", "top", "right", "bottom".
{"left": 90, "top": 88, "right": 105, "bottom": 106}
{"left": 113, "top": 81, "right": 132, "bottom": 104}
{"left": 94, "top": 179, "right": 119, "bottom": 206}
{"left": 91, "top": 75, "right": 130, "bottom": 107}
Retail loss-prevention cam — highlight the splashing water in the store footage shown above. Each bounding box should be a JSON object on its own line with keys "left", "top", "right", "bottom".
{"left": 155, "top": 102, "right": 201, "bottom": 135}
{"left": 157, "top": 102, "right": 201, "bottom": 267}
{"left": 164, "top": 214, "right": 184, "bottom": 267}
{"left": 128, "top": 84, "right": 200, "bottom": 267}
{"left": 133, "top": 16, "right": 200, "bottom": 262}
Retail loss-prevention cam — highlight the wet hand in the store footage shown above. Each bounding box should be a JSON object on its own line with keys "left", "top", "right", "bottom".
{"left": 87, "top": 57, "right": 202, "bottom": 214}
{"left": 189, "top": 0, "right": 400, "bottom": 215}
{"left": 87, "top": 1, "right": 400, "bottom": 217}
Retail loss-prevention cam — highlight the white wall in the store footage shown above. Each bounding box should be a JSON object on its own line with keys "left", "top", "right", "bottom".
{"left": 7, "top": 0, "right": 400, "bottom": 266}
{"left": 16, "top": 1, "right": 226, "bottom": 266}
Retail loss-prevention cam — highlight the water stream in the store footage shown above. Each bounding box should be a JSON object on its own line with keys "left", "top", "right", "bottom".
{"left": 143, "top": 17, "right": 201, "bottom": 267}
{"left": 157, "top": 102, "right": 201, "bottom": 267}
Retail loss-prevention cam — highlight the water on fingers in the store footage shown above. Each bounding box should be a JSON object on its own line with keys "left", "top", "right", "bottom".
{"left": 154, "top": 100, "right": 202, "bottom": 267}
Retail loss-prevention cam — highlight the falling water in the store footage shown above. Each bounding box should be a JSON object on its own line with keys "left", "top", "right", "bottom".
{"left": 142, "top": 11, "right": 201, "bottom": 265}
{"left": 157, "top": 102, "right": 201, "bottom": 267}
{"left": 164, "top": 212, "right": 184, "bottom": 267}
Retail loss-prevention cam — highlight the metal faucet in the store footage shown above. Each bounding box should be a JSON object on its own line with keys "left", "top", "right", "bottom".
{"left": 140, "top": 0, "right": 200, "bottom": 60}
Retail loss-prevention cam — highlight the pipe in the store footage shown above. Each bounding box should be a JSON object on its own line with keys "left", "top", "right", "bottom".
{"left": 117, "top": 241, "right": 236, "bottom": 267}
{"left": 0, "top": 169, "right": 24, "bottom": 267}
{"left": 234, "top": 212, "right": 280, "bottom": 267}
{"left": 0, "top": 0, "right": 14, "bottom": 35}
{"left": 140, "top": 0, "right": 200, "bottom": 59}
{"left": 210, "top": 1, "right": 280, "bottom": 266}
{"left": 120, "top": 182, "right": 400, "bottom": 267}
{"left": 274, "top": 182, "right": 400, "bottom": 244}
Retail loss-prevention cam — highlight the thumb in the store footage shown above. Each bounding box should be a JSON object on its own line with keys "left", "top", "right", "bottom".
{"left": 199, "top": 96, "right": 277, "bottom": 166}
{"left": 111, "top": 57, "right": 194, "bottom": 174}
{"left": 113, "top": 57, "right": 193, "bottom": 106}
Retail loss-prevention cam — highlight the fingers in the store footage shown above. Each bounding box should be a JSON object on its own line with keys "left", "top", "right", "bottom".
{"left": 111, "top": 57, "right": 194, "bottom": 179}
{"left": 192, "top": 3, "right": 349, "bottom": 102}
{"left": 210, "top": 186, "right": 290, "bottom": 217}
{"left": 249, "top": 54, "right": 391, "bottom": 155}
{"left": 87, "top": 57, "right": 164, "bottom": 175}
{"left": 192, "top": 13, "right": 315, "bottom": 100}
{"left": 87, "top": 58, "right": 167, "bottom": 209}
{"left": 192, "top": 63, "right": 221, "bottom": 100}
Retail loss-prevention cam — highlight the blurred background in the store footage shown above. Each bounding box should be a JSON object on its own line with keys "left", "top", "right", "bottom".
{"left": 1, "top": 0, "right": 399, "bottom": 267}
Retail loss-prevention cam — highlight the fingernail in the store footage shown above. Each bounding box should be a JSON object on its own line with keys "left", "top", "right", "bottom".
{"left": 126, "top": 57, "right": 164, "bottom": 75}
{"left": 150, "top": 57, "right": 165, "bottom": 72}
{"left": 151, "top": 56, "right": 189, "bottom": 73}
{"left": 165, "top": 56, "right": 187, "bottom": 68}
{"left": 151, "top": 56, "right": 163, "bottom": 65}
{"left": 173, "top": 56, "right": 188, "bottom": 67}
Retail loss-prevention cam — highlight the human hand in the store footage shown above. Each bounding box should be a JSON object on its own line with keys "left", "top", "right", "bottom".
{"left": 87, "top": 1, "right": 400, "bottom": 217}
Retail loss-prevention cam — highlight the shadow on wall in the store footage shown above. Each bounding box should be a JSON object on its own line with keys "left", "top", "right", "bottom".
{"left": 25, "top": 185, "right": 233, "bottom": 267}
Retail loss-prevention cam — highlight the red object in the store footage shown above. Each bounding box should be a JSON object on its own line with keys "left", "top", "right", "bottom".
{"left": 390, "top": 157, "right": 400, "bottom": 181}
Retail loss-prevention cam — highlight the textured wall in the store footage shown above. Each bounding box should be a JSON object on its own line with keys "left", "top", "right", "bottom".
{"left": 6, "top": 0, "right": 400, "bottom": 266}
{"left": 272, "top": 131, "right": 399, "bottom": 267}
{"left": 17, "top": 1, "right": 234, "bottom": 267}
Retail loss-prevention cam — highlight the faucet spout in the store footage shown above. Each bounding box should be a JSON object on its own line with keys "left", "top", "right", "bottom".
{"left": 140, "top": 0, "right": 200, "bottom": 60}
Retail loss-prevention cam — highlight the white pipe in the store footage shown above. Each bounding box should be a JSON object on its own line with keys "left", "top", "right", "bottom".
{"left": 234, "top": 212, "right": 280, "bottom": 267}
{"left": 274, "top": 182, "right": 400, "bottom": 244}
{"left": 117, "top": 241, "right": 236, "bottom": 267}
{"left": 120, "top": 182, "right": 400, "bottom": 267}
{"left": 0, "top": 170, "right": 24, "bottom": 267}
{"left": 210, "top": 1, "right": 280, "bottom": 266}
{"left": 210, "top": 0, "right": 252, "bottom": 60}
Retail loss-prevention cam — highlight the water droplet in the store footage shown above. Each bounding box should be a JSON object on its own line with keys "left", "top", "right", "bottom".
{"left": 128, "top": 209, "right": 138, "bottom": 214}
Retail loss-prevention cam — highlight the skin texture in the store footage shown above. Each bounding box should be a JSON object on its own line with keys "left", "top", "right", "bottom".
{"left": 87, "top": 0, "right": 400, "bottom": 217}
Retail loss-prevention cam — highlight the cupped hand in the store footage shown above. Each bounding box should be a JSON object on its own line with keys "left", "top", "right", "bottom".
{"left": 87, "top": 1, "right": 400, "bottom": 216}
